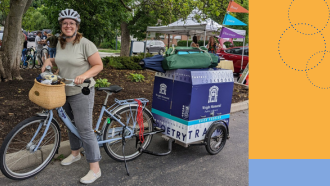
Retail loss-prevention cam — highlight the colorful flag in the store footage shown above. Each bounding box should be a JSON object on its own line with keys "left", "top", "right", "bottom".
{"left": 219, "top": 27, "right": 245, "bottom": 39}
{"left": 227, "top": 1, "right": 249, "bottom": 13}
{"left": 222, "top": 14, "right": 247, "bottom": 26}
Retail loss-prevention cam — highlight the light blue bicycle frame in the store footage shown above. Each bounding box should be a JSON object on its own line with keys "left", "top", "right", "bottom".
{"left": 29, "top": 90, "right": 149, "bottom": 153}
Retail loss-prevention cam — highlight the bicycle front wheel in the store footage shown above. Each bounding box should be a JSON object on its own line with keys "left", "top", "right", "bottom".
{"left": 103, "top": 106, "right": 153, "bottom": 162}
{"left": 0, "top": 116, "right": 60, "bottom": 180}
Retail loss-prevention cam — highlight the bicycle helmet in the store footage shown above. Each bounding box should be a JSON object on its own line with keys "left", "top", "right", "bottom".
{"left": 58, "top": 9, "right": 81, "bottom": 23}
{"left": 58, "top": 9, "right": 81, "bottom": 39}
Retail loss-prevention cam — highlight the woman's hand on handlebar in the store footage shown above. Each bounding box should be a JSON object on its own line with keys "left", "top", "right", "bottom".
{"left": 74, "top": 75, "right": 89, "bottom": 85}
{"left": 41, "top": 58, "right": 53, "bottom": 72}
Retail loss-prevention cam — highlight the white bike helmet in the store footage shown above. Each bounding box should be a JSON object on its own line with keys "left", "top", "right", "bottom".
{"left": 58, "top": 9, "right": 81, "bottom": 39}
{"left": 58, "top": 9, "right": 81, "bottom": 23}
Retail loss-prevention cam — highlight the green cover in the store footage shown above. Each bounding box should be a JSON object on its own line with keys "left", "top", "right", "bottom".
{"left": 162, "top": 52, "right": 219, "bottom": 70}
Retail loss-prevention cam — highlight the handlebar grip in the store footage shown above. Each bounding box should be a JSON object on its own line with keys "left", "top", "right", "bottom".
{"left": 84, "top": 79, "right": 91, "bottom": 83}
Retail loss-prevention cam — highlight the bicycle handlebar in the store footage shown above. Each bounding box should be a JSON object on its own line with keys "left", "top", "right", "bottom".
{"left": 64, "top": 79, "right": 91, "bottom": 86}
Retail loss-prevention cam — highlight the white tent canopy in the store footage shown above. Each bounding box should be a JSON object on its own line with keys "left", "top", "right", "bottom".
{"left": 147, "top": 9, "right": 222, "bottom": 36}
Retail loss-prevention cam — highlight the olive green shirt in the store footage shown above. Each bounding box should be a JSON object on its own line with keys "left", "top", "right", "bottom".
{"left": 55, "top": 37, "right": 97, "bottom": 96}
{"left": 46, "top": 36, "right": 58, "bottom": 48}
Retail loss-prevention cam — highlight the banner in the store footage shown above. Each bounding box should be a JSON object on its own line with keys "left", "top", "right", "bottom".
{"left": 222, "top": 14, "right": 247, "bottom": 26}
{"left": 220, "top": 27, "right": 245, "bottom": 38}
{"left": 227, "top": 1, "right": 249, "bottom": 13}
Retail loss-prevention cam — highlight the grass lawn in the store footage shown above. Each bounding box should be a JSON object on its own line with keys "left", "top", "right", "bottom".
{"left": 98, "top": 49, "right": 121, "bottom": 53}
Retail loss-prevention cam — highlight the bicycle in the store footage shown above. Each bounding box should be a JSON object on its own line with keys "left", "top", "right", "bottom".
{"left": 34, "top": 48, "right": 48, "bottom": 69}
{"left": 20, "top": 47, "right": 35, "bottom": 69}
{"left": 0, "top": 78, "right": 228, "bottom": 180}
{"left": 0, "top": 79, "right": 158, "bottom": 180}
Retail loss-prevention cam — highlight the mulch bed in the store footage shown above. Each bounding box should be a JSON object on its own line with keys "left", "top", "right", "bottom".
{"left": 0, "top": 68, "right": 248, "bottom": 144}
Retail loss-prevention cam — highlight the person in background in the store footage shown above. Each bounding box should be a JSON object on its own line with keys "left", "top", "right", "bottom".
{"left": 22, "top": 29, "right": 28, "bottom": 62}
{"left": 190, "top": 35, "right": 199, "bottom": 48}
{"left": 207, "top": 36, "right": 219, "bottom": 54}
{"left": 46, "top": 33, "right": 57, "bottom": 58}
{"left": 41, "top": 9, "right": 103, "bottom": 184}
{"left": 35, "top": 31, "right": 45, "bottom": 65}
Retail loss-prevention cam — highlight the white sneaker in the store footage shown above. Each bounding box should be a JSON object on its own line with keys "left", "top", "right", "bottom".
{"left": 60, "top": 153, "right": 81, "bottom": 166}
{"left": 80, "top": 169, "right": 101, "bottom": 184}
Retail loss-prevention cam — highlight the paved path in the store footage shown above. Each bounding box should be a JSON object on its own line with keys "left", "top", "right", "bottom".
{"left": 0, "top": 110, "right": 248, "bottom": 186}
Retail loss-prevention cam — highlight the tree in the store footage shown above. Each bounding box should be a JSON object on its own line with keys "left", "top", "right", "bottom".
{"left": 43, "top": 0, "right": 127, "bottom": 46}
{"left": 22, "top": 6, "right": 51, "bottom": 32}
{"left": 0, "top": 0, "right": 33, "bottom": 82}
{"left": 118, "top": 0, "right": 195, "bottom": 56}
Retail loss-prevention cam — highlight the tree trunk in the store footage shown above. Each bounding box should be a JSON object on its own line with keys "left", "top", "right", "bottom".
{"left": 0, "top": 0, "right": 33, "bottom": 82}
{"left": 120, "top": 22, "right": 130, "bottom": 57}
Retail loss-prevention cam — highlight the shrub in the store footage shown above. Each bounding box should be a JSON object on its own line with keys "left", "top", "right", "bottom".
{"left": 177, "top": 40, "right": 209, "bottom": 47}
{"left": 127, "top": 73, "right": 145, "bottom": 82}
{"left": 101, "top": 53, "right": 153, "bottom": 70}
{"left": 99, "top": 39, "right": 121, "bottom": 49}
{"left": 177, "top": 40, "right": 193, "bottom": 46}
{"left": 95, "top": 78, "right": 111, "bottom": 88}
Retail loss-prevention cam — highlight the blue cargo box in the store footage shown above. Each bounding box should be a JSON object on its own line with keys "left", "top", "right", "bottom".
{"left": 152, "top": 69, "right": 234, "bottom": 121}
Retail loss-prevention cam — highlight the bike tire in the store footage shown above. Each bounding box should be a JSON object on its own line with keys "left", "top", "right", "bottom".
{"left": 205, "top": 122, "right": 227, "bottom": 155}
{"left": 103, "top": 106, "right": 153, "bottom": 162}
{"left": 35, "top": 49, "right": 47, "bottom": 69}
{"left": 0, "top": 116, "right": 61, "bottom": 180}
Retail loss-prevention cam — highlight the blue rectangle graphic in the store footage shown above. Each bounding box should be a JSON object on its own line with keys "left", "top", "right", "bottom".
{"left": 250, "top": 159, "right": 330, "bottom": 186}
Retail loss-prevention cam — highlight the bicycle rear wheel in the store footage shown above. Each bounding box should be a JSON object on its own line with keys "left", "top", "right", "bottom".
{"left": 0, "top": 116, "right": 60, "bottom": 180}
{"left": 103, "top": 106, "right": 153, "bottom": 162}
{"left": 35, "top": 48, "right": 47, "bottom": 68}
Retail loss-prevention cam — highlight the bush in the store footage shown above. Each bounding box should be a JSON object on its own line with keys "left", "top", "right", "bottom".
{"left": 95, "top": 78, "right": 111, "bottom": 88}
{"left": 177, "top": 40, "right": 193, "bottom": 46}
{"left": 101, "top": 53, "right": 153, "bottom": 70}
{"left": 99, "top": 39, "right": 121, "bottom": 49}
{"left": 127, "top": 73, "right": 145, "bottom": 82}
{"left": 177, "top": 40, "right": 209, "bottom": 47}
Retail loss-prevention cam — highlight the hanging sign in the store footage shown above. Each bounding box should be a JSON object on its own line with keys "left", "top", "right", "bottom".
{"left": 227, "top": 1, "right": 249, "bottom": 13}
{"left": 219, "top": 27, "right": 245, "bottom": 38}
{"left": 222, "top": 14, "right": 247, "bottom": 26}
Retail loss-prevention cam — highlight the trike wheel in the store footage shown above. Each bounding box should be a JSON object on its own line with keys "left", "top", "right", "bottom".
{"left": 0, "top": 116, "right": 60, "bottom": 180}
{"left": 205, "top": 122, "right": 227, "bottom": 155}
{"left": 103, "top": 106, "right": 153, "bottom": 162}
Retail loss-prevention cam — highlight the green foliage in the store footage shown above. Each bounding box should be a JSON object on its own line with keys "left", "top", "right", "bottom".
{"left": 101, "top": 53, "right": 153, "bottom": 70}
{"left": 99, "top": 40, "right": 121, "bottom": 49}
{"left": 43, "top": 0, "right": 128, "bottom": 45}
{"left": 95, "top": 78, "right": 111, "bottom": 88}
{"left": 22, "top": 6, "right": 51, "bottom": 31}
{"left": 177, "top": 40, "right": 209, "bottom": 47}
{"left": 127, "top": 73, "right": 145, "bottom": 82}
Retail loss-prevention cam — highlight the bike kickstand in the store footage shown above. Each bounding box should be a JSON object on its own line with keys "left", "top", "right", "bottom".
{"left": 122, "top": 126, "right": 130, "bottom": 176}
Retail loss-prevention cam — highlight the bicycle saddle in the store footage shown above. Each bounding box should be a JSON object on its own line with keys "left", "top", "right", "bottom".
{"left": 96, "top": 85, "right": 122, "bottom": 93}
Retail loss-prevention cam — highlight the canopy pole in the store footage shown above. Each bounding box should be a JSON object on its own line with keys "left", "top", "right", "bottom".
{"left": 144, "top": 32, "right": 148, "bottom": 58}
{"left": 168, "top": 34, "right": 170, "bottom": 48}
{"left": 240, "top": 37, "right": 245, "bottom": 71}
{"left": 203, "top": 30, "right": 206, "bottom": 46}
{"left": 187, "top": 36, "right": 188, "bottom": 47}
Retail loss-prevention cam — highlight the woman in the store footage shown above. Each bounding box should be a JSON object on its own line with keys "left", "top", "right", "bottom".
{"left": 41, "top": 9, "right": 103, "bottom": 184}
{"left": 207, "top": 36, "right": 218, "bottom": 53}
{"left": 190, "top": 35, "right": 199, "bottom": 48}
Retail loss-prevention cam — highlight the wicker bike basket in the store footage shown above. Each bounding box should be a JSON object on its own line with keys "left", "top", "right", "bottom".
{"left": 29, "top": 79, "right": 66, "bottom": 110}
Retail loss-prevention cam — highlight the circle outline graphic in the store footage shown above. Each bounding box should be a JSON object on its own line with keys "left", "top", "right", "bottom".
{"left": 305, "top": 50, "right": 330, "bottom": 89}
{"left": 278, "top": 25, "right": 326, "bottom": 71}
{"left": 288, "top": 0, "right": 330, "bottom": 34}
